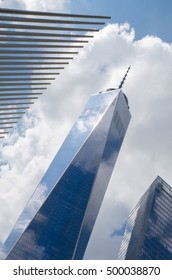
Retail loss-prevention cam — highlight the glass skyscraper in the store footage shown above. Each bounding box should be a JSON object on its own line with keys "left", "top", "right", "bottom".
{"left": 0, "top": 88, "right": 131, "bottom": 260}
{"left": 118, "top": 176, "right": 172, "bottom": 260}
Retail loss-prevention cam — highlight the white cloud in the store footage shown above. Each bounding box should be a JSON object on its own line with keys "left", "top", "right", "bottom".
{"left": 0, "top": 0, "right": 69, "bottom": 11}
{"left": 23, "top": 0, "right": 70, "bottom": 12}
{"left": 0, "top": 3, "right": 172, "bottom": 259}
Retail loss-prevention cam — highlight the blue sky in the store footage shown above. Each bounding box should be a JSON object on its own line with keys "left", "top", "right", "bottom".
{"left": 69, "top": 0, "right": 172, "bottom": 42}
{"left": 1, "top": 0, "right": 171, "bottom": 42}
{"left": 0, "top": 0, "right": 172, "bottom": 260}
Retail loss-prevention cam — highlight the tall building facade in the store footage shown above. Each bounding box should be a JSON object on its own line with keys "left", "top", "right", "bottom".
{"left": 118, "top": 176, "right": 172, "bottom": 260}
{"left": 0, "top": 88, "right": 131, "bottom": 260}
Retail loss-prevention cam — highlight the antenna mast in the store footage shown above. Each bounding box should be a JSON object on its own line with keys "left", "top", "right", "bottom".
{"left": 118, "top": 66, "right": 131, "bottom": 89}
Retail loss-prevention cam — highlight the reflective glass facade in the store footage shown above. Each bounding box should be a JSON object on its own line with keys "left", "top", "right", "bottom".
{"left": 0, "top": 89, "right": 131, "bottom": 260}
{"left": 118, "top": 176, "right": 172, "bottom": 260}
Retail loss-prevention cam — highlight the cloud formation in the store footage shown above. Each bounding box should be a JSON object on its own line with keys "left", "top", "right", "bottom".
{"left": 0, "top": 0, "right": 69, "bottom": 11}
{"left": 0, "top": 1, "right": 172, "bottom": 259}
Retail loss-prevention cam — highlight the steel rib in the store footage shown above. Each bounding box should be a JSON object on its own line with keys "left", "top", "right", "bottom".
{"left": 0, "top": 61, "right": 69, "bottom": 66}
{"left": 0, "top": 88, "right": 46, "bottom": 91}
{"left": 0, "top": 93, "right": 42, "bottom": 96}
{"left": 0, "top": 72, "right": 59, "bottom": 76}
{"left": 0, "top": 117, "right": 21, "bottom": 120}
{"left": 0, "top": 30, "right": 94, "bottom": 38}
{"left": 0, "top": 67, "right": 64, "bottom": 70}
{"left": 0, "top": 97, "right": 38, "bottom": 101}
{"left": 0, "top": 8, "right": 111, "bottom": 19}
{"left": 0, "top": 122, "right": 17, "bottom": 124}
{"left": 0, "top": 107, "right": 29, "bottom": 111}
{"left": 0, "top": 56, "right": 73, "bottom": 60}
{"left": 0, "top": 44, "right": 84, "bottom": 48}
{"left": 0, "top": 132, "right": 10, "bottom": 134}
{"left": 0, "top": 112, "right": 25, "bottom": 115}
{"left": 0, "top": 126, "right": 13, "bottom": 129}
{"left": 0, "top": 50, "right": 78, "bottom": 54}
{"left": 0, "top": 83, "right": 50, "bottom": 86}
{"left": 0, "top": 102, "right": 34, "bottom": 106}
{"left": 0, "top": 15, "right": 105, "bottom": 25}
{"left": 0, "top": 77, "right": 55, "bottom": 80}
{"left": 0, "top": 23, "right": 99, "bottom": 32}
{"left": 0, "top": 37, "right": 89, "bottom": 43}
{"left": 0, "top": 62, "right": 68, "bottom": 65}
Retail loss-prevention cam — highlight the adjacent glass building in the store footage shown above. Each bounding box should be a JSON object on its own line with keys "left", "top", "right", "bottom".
{"left": 118, "top": 176, "right": 172, "bottom": 260}
{"left": 0, "top": 88, "right": 131, "bottom": 260}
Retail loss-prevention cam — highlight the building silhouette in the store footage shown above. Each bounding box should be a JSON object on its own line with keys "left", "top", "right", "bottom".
{"left": 118, "top": 176, "right": 172, "bottom": 260}
{"left": 0, "top": 87, "right": 131, "bottom": 260}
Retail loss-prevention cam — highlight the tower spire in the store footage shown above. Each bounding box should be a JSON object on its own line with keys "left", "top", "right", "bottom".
{"left": 118, "top": 66, "right": 131, "bottom": 89}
